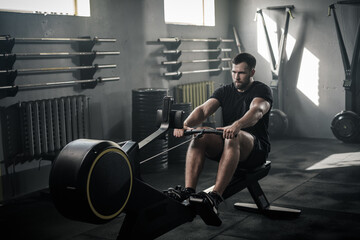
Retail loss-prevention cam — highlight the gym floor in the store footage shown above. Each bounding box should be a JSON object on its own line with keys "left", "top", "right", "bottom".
{"left": 1, "top": 137, "right": 360, "bottom": 240}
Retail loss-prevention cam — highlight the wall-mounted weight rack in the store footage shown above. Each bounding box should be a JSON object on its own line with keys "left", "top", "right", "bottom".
{"left": 157, "top": 37, "right": 234, "bottom": 80}
{"left": 0, "top": 35, "right": 120, "bottom": 98}
{"left": 0, "top": 77, "right": 120, "bottom": 99}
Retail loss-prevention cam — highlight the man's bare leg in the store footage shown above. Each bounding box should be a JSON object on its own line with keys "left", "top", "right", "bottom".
{"left": 185, "top": 139, "right": 206, "bottom": 190}
{"left": 185, "top": 134, "right": 224, "bottom": 191}
{"left": 212, "top": 131, "right": 254, "bottom": 195}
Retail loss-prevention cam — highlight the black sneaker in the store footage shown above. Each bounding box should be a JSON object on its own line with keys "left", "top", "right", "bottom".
{"left": 189, "top": 191, "right": 223, "bottom": 226}
{"left": 208, "top": 191, "right": 224, "bottom": 207}
{"left": 163, "top": 185, "right": 195, "bottom": 202}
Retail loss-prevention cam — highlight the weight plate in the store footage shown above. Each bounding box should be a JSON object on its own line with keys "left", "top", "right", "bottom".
{"left": 268, "top": 109, "right": 288, "bottom": 137}
{"left": 331, "top": 111, "right": 360, "bottom": 143}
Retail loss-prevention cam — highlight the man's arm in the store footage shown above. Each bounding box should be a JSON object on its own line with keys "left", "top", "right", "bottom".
{"left": 218, "top": 97, "right": 271, "bottom": 139}
{"left": 174, "top": 98, "right": 220, "bottom": 137}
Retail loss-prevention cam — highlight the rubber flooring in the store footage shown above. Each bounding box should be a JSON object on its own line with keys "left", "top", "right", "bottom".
{"left": 0, "top": 138, "right": 359, "bottom": 240}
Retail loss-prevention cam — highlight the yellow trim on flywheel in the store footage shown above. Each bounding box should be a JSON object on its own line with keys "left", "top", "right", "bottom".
{"left": 86, "top": 147, "right": 133, "bottom": 220}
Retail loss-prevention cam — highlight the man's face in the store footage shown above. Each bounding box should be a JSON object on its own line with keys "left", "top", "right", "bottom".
{"left": 232, "top": 62, "right": 255, "bottom": 91}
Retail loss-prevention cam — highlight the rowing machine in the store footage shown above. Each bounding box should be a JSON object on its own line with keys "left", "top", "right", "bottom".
{"left": 49, "top": 96, "right": 300, "bottom": 239}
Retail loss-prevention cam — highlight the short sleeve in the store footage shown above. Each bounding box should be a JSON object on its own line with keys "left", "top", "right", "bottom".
{"left": 253, "top": 83, "right": 273, "bottom": 105}
{"left": 210, "top": 86, "right": 226, "bottom": 106}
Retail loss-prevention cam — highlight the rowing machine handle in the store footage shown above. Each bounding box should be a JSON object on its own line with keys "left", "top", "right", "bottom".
{"left": 184, "top": 129, "right": 224, "bottom": 136}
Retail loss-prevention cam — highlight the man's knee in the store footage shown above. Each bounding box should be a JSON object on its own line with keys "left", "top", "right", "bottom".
{"left": 189, "top": 136, "right": 206, "bottom": 149}
{"left": 223, "top": 131, "right": 254, "bottom": 156}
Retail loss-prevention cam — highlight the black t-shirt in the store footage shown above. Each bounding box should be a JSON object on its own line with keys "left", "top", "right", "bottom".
{"left": 210, "top": 81, "right": 273, "bottom": 153}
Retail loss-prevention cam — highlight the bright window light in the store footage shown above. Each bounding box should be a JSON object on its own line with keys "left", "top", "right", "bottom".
{"left": 76, "top": 0, "right": 91, "bottom": 17}
{"left": 164, "top": 0, "right": 215, "bottom": 26}
{"left": 0, "top": 0, "right": 91, "bottom": 17}
{"left": 297, "top": 48, "right": 320, "bottom": 106}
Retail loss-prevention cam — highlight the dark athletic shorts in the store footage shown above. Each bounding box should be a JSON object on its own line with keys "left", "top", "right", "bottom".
{"left": 206, "top": 133, "right": 268, "bottom": 171}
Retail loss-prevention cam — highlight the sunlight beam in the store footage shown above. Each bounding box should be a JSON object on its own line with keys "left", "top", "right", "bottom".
{"left": 297, "top": 48, "right": 320, "bottom": 106}
{"left": 306, "top": 152, "right": 360, "bottom": 170}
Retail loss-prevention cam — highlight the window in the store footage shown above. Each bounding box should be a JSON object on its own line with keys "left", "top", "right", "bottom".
{"left": 164, "top": 0, "right": 215, "bottom": 26}
{"left": 0, "top": 0, "right": 90, "bottom": 17}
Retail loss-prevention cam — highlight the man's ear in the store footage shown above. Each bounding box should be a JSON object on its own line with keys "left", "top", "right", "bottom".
{"left": 251, "top": 68, "right": 255, "bottom": 77}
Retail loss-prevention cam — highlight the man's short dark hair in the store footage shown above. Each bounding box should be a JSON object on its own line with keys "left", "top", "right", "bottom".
{"left": 232, "top": 53, "right": 256, "bottom": 69}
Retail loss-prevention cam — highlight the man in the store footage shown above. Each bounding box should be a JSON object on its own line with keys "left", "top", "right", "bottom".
{"left": 167, "top": 52, "right": 273, "bottom": 224}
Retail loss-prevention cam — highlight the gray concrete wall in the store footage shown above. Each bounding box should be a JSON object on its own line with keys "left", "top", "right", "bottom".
{"left": 0, "top": 0, "right": 233, "bottom": 142}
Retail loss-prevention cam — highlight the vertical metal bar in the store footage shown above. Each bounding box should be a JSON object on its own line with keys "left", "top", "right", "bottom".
{"left": 33, "top": 101, "right": 41, "bottom": 156}
{"left": 39, "top": 100, "right": 48, "bottom": 155}
{"left": 71, "top": 96, "right": 78, "bottom": 140}
{"left": 182, "top": 85, "right": 186, "bottom": 105}
{"left": 184, "top": 84, "right": 190, "bottom": 106}
{"left": 200, "top": 82, "right": 204, "bottom": 106}
{"left": 52, "top": 99, "right": 61, "bottom": 150}
{"left": 195, "top": 83, "right": 199, "bottom": 108}
{"left": 187, "top": 84, "right": 191, "bottom": 108}
{"left": 64, "top": 97, "right": 72, "bottom": 143}
{"left": 193, "top": 83, "right": 196, "bottom": 107}
{"left": 59, "top": 98, "right": 67, "bottom": 148}
{"left": 198, "top": 82, "right": 205, "bottom": 105}
{"left": 193, "top": 83, "right": 197, "bottom": 108}
{"left": 25, "top": 103, "right": 35, "bottom": 156}
{"left": 18, "top": 104, "right": 27, "bottom": 157}
{"left": 46, "top": 100, "right": 55, "bottom": 153}
{"left": 77, "top": 96, "right": 84, "bottom": 138}
{"left": 191, "top": 83, "right": 195, "bottom": 109}
{"left": 211, "top": 81, "right": 214, "bottom": 95}
{"left": 195, "top": 83, "right": 198, "bottom": 107}
{"left": 84, "top": 96, "right": 90, "bottom": 138}
{"left": 185, "top": 85, "right": 190, "bottom": 107}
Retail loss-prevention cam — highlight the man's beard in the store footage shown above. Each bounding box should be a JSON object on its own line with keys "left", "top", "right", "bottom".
{"left": 234, "top": 79, "right": 250, "bottom": 90}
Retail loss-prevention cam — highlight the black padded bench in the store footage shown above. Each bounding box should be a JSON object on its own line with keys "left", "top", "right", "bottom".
{"left": 203, "top": 160, "right": 301, "bottom": 218}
